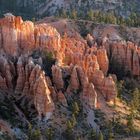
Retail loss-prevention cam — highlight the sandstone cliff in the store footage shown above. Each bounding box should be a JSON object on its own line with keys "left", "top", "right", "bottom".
{"left": 0, "top": 55, "right": 55, "bottom": 119}
{"left": 104, "top": 41, "right": 140, "bottom": 78}
{"left": 0, "top": 16, "right": 119, "bottom": 120}
{"left": 0, "top": 15, "right": 61, "bottom": 59}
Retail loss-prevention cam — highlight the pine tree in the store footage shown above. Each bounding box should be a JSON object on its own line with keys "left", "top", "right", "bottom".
{"left": 71, "top": 113, "right": 77, "bottom": 126}
{"left": 28, "top": 123, "right": 32, "bottom": 139}
{"left": 71, "top": 9, "right": 77, "bottom": 19}
{"left": 87, "top": 9, "right": 94, "bottom": 20}
{"left": 72, "top": 101, "right": 80, "bottom": 116}
{"left": 131, "top": 88, "right": 140, "bottom": 111}
{"left": 107, "top": 121, "right": 115, "bottom": 140}
{"left": 126, "top": 113, "right": 135, "bottom": 135}
{"left": 89, "top": 129, "right": 96, "bottom": 140}
{"left": 98, "top": 131, "right": 104, "bottom": 140}
{"left": 117, "top": 80, "right": 124, "bottom": 99}
{"left": 45, "top": 128, "right": 54, "bottom": 140}
{"left": 30, "top": 128, "right": 41, "bottom": 140}
{"left": 59, "top": 8, "right": 67, "bottom": 18}
{"left": 65, "top": 120, "right": 74, "bottom": 140}
{"left": 108, "top": 132, "right": 114, "bottom": 140}
{"left": 66, "top": 120, "right": 73, "bottom": 133}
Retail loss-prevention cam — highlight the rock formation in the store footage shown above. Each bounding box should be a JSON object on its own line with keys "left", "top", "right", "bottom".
{"left": 0, "top": 15, "right": 61, "bottom": 60}
{"left": 52, "top": 65, "right": 64, "bottom": 90}
{"left": 97, "top": 48, "right": 109, "bottom": 75}
{"left": 0, "top": 55, "right": 55, "bottom": 118}
{"left": 105, "top": 41, "right": 140, "bottom": 77}
{"left": 0, "top": 16, "right": 119, "bottom": 119}
{"left": 66, "top": 66, "right": 80, "bottom": 93}
{"left": 58, "top": 91, "right": 68, "bottom": 106}
{"left": 33, "top": 72, "right": 55, "bottom": 118}
{"left": 102, "top": 75, "right": 117, "bottom": 101}
{"left": 82, "top": 82, "right": 98, "bottom": 109}
{"left": 1, "top": 14, "right": 140, "bottom": 140}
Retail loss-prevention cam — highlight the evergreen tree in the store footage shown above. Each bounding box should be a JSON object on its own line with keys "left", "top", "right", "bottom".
{"left": 71, "top": 113, "right": 77, "bottom": 126}
{"left": 130, "top": 12, "right": 137, "bottom": 26}
{"left": 65, "top": 120, "right": 74, "bottom": 140}
{"left": 66, "top": 120, "right": 73, "bottom": 133}
{"left": 107, "top": 121, "right": 115, "bottom": 140}
{"left": 89, "top": 129, "right": 96, "bottom": 140}
{"left": 131, "top": 88, "right": 140, "bottom": 111}
{"left": 98, "top": 131, "right": 104, "bottom": 140}
{"left": 87, "top": 9, "right": 94, "bottom": 20}
{"left": 117, "top": 80, "right": 124, "bottom": 99}
{"left": 28, "top": 124, "right": 32, "bottom": 140}
{"left": 30, "top": 128, "right": 41, "bottom": 140}
{"left": 72, "top": 101, "right": 80, "bottom": 116}
{"left": 59, "top": 8, "right": 67, "bottom": 18}
{"left": 126, "top": 113, "right": 135, "bottom": 135}
{"left": 45, "top": 128, "right": 54, "bottom": 140}
{"left": 71, "top": 9, "right": 77, "bottom": 19}
{"left": 108, "top": 132, "right": 114, "bottom": 140}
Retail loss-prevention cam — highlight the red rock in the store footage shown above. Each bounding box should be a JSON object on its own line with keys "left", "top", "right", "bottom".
{"left": 132, "top": 52, "right": 140, "bottom": 76}
{"left": 101, "top": 75, "right": 117, "bottom": 101}
{"left": 33, "top": 73, "right": 54, "bottom": 118}
{"left": 106, "top": 41, "right": 140, "bottom": 77}
{"left": 52, "top": 65, "right": 64, "bottom": 90}
{"left": 68, "top": 66, "right": 80, "bottom": 91}
{"left": 0, "top": 55, "right": 55, "bottom": 118}
{"left": 0, "top": 15, "right": 122, "bottom": 115}
{"left": 92, "top": 70, "right": 104, "bottom": 88}
{"left": 86, "top": 34, "right": 95, "bottom": 47}
{"left": 20, "top": 21, "right": 35, "bottom": 52}
{"left": 0, "top": 75, "right": 8, "bottom": 90}
{"left": 97, "top": 48, "right": 109, "bottom": 75}
{"left": 15, "top": 57, "right": 25, "bottom": 93}
{"left": 0, "top": 16, "right": 61, "bottom": 57}
{"left": 58, "top": 91, "right": 68, "bottom": 106}
{"left": 82, "top": 83, "right": 97, "bottom": 108}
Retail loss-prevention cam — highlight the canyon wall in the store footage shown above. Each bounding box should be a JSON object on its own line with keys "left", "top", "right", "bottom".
{"left": 0, "top": 15, "right": 122, "bottom": 118}
{"left": 104, "top": 41, "right": 140, "bottom": 77}
{"left": 0, "top": 15, "right": 61, "bottom": 58}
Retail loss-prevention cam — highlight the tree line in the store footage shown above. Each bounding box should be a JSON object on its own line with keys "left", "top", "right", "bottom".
{"left": 57, "top": 8, "right": 140, "bottom": 27}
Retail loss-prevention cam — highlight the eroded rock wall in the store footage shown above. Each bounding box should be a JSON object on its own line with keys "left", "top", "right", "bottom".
{"left": 104, "top": 41, "right": 140, "bottom": 77}
{"left": 0, "top": 16, "right": 119, "bottom": 119}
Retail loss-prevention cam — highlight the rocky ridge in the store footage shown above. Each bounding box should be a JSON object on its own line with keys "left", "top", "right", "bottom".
{"left": 0, "top": 15, "right": 119, "bottom": 119}
{"left": 0, "top": 15, "right": 61, "bottom": 57}
{"left": 0, "top": 15, "right": 140, "bottom": 123}
{"left": 104, "top": 41, "right": 140, "bottom": 77}
{"left": 1, "top": 15, "right": 140, "bottom": 139}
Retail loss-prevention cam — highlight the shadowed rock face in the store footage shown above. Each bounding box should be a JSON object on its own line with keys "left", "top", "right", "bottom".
{"left": 104, "top": 41, "right": 140, "bottom": 78}
{"left": 0, "top": 55, "right": 55, "bottom": 119}
{"left": 0, "top": 15, "right": 119, "bottom": 119}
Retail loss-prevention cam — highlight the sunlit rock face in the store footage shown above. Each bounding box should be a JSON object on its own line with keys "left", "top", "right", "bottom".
{"left": 52, "top": 65, "right": 98, "bottom": 108}
{"left": 52, "top": 65, "right": 64, "bottom": 90}
{"left": 105, "top": 41, "right": 140, "bottom": 77}
{"left": 0, "top": 15, "right": 119, "bottom": 119}
{"left": 97, "top": 48, "right": 109, "bottom": 75}
{"left": 59, "top": 35, "right": 117, "bottom": 102}
{"left": 101, "top": 75, "right": 117, "bottom": 101}
{"left": 0, "top": 15, "right": 61, "bottom": 59}
{"left": 0, "top": 55, "right": 55, "bottom": 119}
